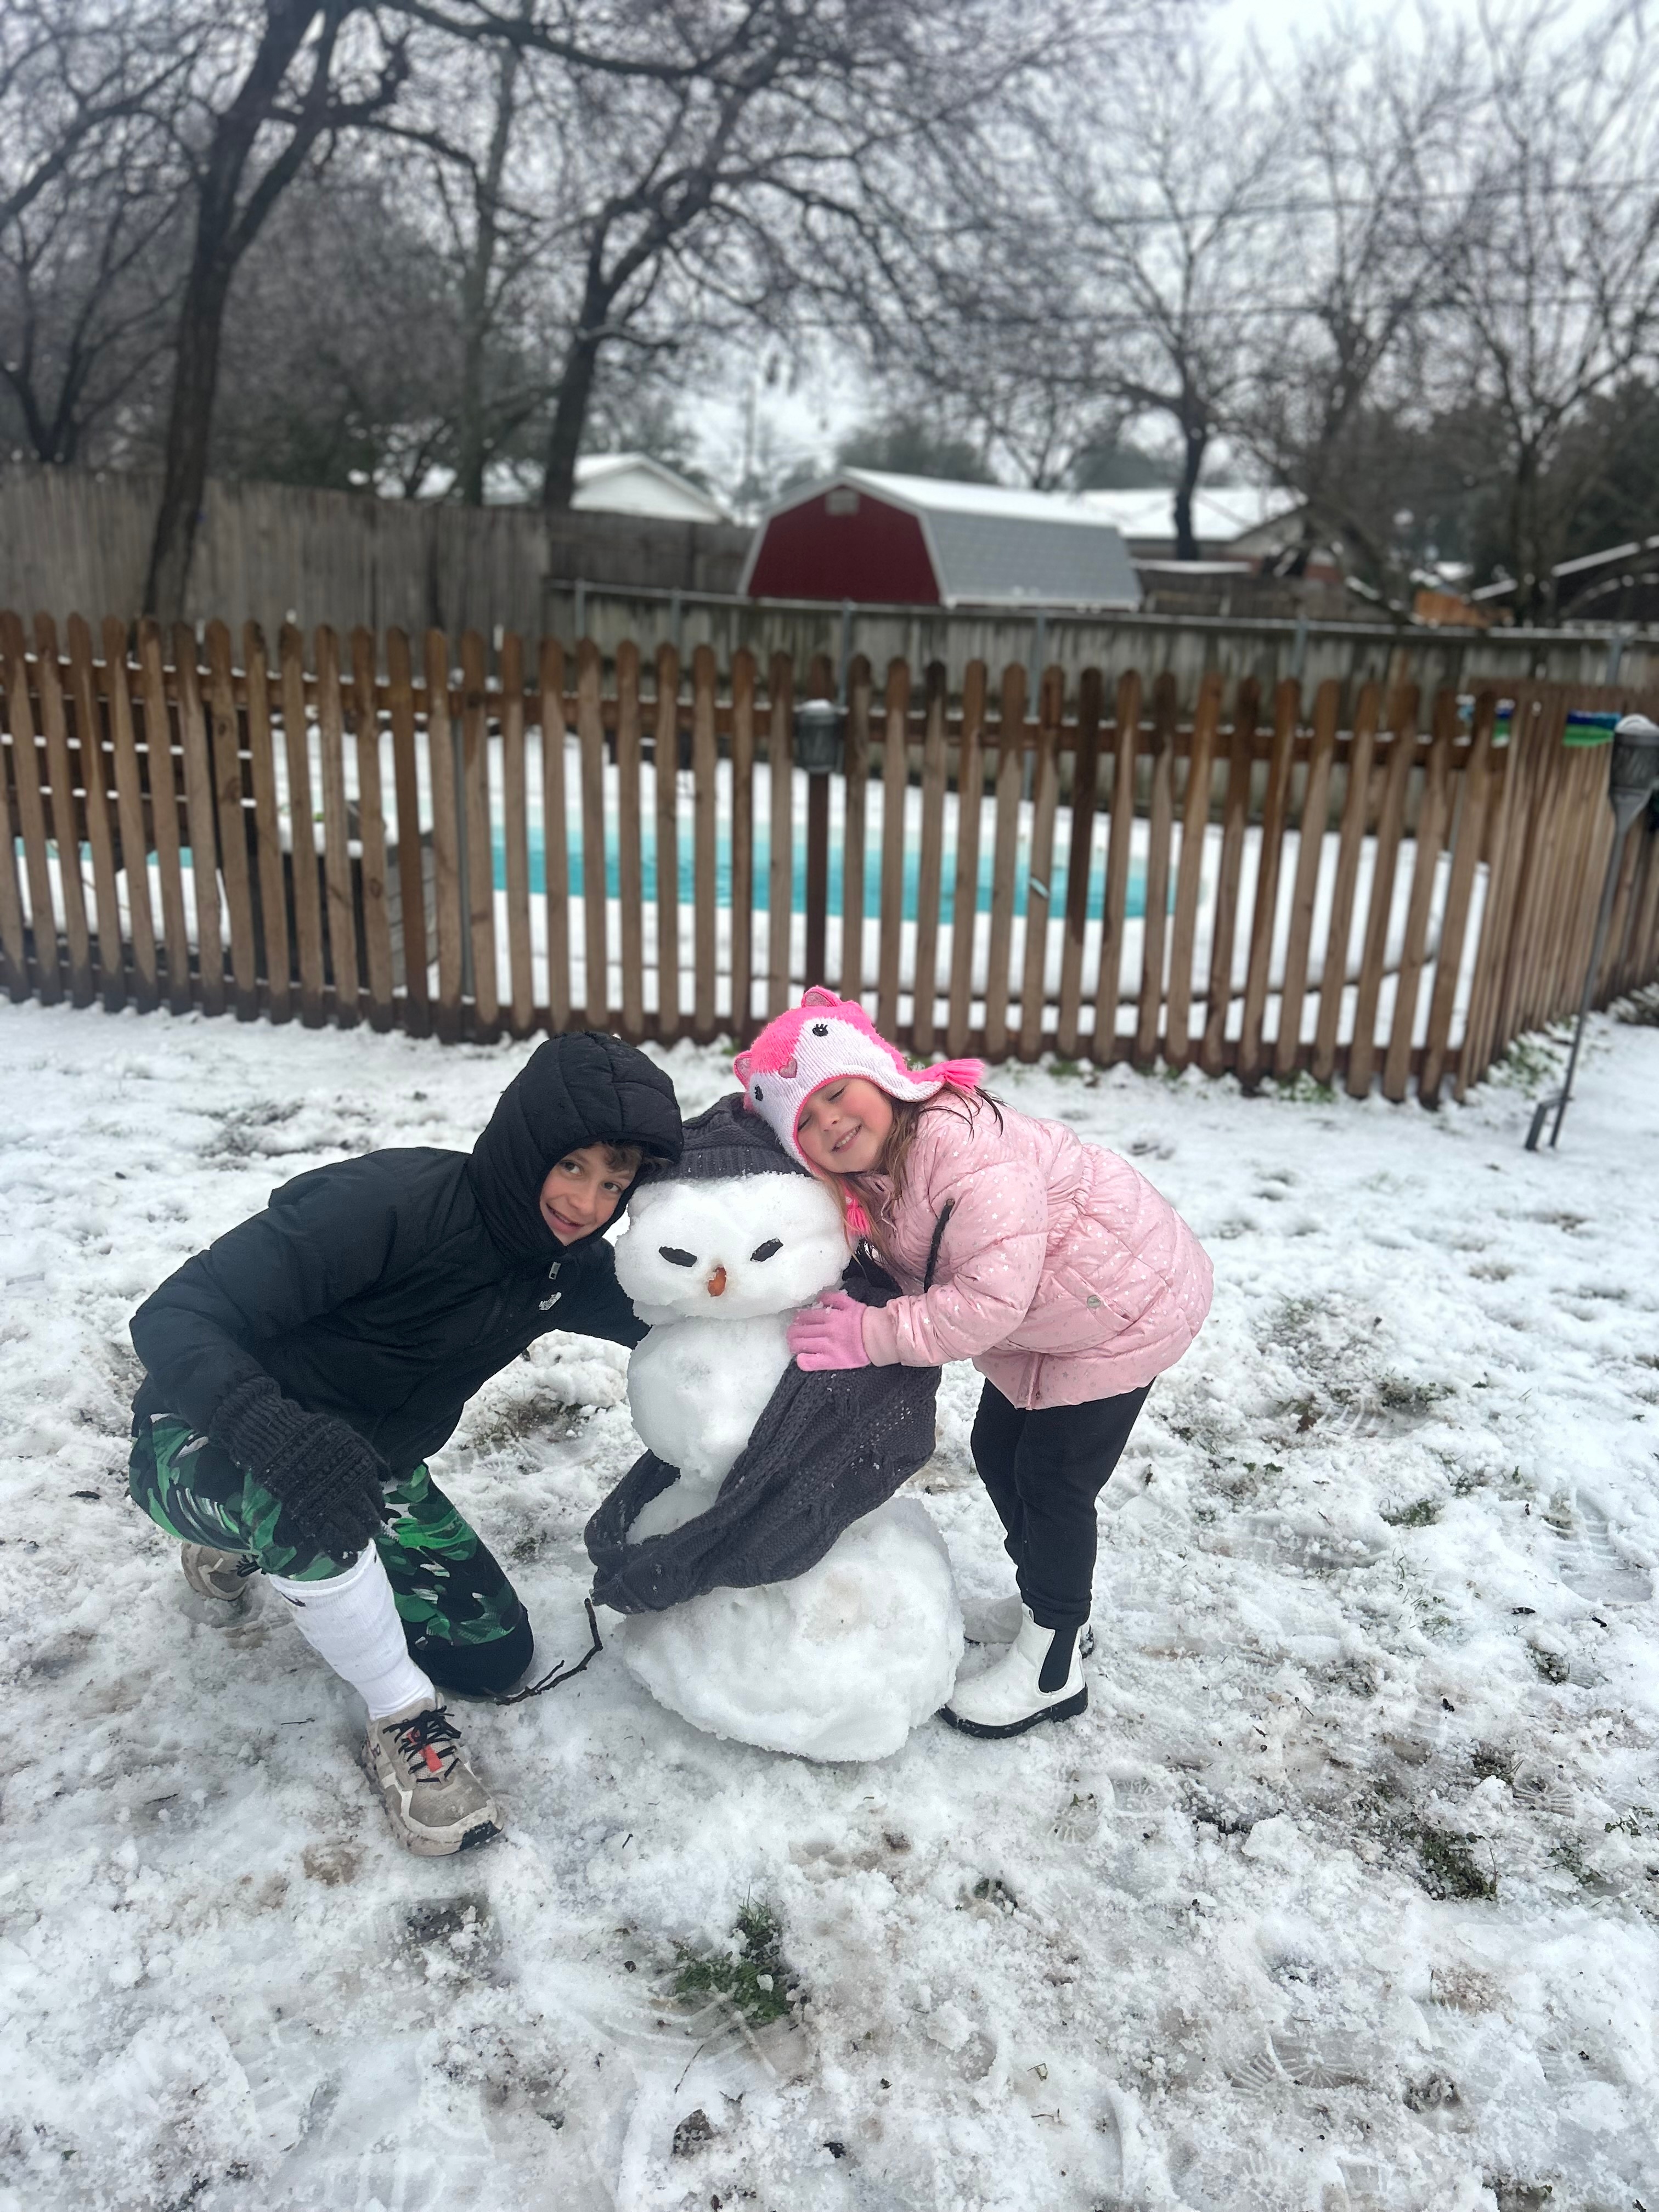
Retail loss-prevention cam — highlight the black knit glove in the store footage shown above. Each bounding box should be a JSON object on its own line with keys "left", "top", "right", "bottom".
{"left": 210, "top": 1375, "right": 392, "bottom": 1561}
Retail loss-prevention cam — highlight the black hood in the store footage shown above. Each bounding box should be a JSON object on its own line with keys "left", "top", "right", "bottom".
{"left": 468, "top": 1032, "right": 683, "bottom": 1262}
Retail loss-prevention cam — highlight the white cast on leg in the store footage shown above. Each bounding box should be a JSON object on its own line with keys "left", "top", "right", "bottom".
{"left": 268, "top": 1547, "right": 433, "bottom": 1720}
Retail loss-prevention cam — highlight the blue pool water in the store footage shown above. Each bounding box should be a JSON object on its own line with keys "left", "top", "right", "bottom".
{"left": 494, "top": 825, "right": 1151, "bottom": 922}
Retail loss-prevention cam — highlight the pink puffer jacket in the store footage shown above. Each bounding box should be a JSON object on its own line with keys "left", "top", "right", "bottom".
{"left": 859, "top": 1096, "right": 1212, "bottom": 1409}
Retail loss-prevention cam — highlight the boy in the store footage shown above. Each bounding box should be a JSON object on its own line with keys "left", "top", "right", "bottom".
{"left": 127, "top": 1032, "right": 681, "bottom": 1856}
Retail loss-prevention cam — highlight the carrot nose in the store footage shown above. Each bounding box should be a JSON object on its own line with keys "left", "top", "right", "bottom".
{"left": 706, "top": 1266, "right": 727, "bottom": 1297}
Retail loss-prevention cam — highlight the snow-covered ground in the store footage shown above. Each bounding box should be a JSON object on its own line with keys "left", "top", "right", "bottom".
{"left": 2, "top": 998, "right": 1657, "bottom": 2212}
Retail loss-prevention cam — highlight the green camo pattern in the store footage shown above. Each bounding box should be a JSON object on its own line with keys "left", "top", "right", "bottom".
{"left": 129, "top": 1418, "right": 524, "bottom": 1650}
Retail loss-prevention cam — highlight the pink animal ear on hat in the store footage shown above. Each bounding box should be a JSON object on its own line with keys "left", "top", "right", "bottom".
{"left": 801, "top": 986, "right": 841, "bottom": 1010}
{"left": 732, "top": 1049, "right": 754, "bottom": 1082}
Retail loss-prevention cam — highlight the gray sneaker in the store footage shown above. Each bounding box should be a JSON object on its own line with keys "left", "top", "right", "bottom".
{"left": 180, "top": 1543, "right": 261, "bottom": 1606}
{"left": 362, "top": 1697, "right": 503, "bottom": 1857}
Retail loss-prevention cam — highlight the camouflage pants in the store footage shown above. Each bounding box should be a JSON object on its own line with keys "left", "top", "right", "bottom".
{"left": 128, "top": 1415, "right": 533, "bottom": 1697}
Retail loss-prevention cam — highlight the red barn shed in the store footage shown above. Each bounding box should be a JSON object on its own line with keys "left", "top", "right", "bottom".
{"left": 740, "top": 468, "right": 1143, "bottom": 609}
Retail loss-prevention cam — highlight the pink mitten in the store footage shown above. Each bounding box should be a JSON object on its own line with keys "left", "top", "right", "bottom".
{"left": 787, "top": 1290, "right": 872, "bottom": 1371}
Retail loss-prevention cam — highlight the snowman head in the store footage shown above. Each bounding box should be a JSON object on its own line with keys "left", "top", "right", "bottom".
{"left": 614, "top": 1094, "right": 848, "bottom": 1325}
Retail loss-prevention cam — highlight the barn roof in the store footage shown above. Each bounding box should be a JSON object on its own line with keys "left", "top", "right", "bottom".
{"left": 743, "top": 468, "right": 1142, "bottom": 608}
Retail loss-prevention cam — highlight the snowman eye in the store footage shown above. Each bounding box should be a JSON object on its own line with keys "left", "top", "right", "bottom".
{"left": 658, "top": 1246, "right": 698, "bottom": 1267}
{"left": 750, "top": 1239, "right": 782, "bottom": 1262}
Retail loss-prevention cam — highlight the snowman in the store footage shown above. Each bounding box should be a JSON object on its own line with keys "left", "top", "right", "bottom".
{"left": 589, "top": 1096, "right": 962, "bottom": 1762}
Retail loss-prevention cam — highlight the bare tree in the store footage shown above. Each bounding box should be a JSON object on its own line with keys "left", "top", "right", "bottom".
{"left": 1235, "top": 15, "right": 1470, "bottom": 598}
{"left": 0, "top": 123, "right": 180, "bottom": 464}
{"left": 0, "top": 0, "right": 184, "bottom": 236}
{"left": 210, "top": 160, "right": 473, "bottom": 492}
{"left": 885, "top": 24, "right": 1282, "bottom": 545}
{"left": 1431, "top": 1, "right": 1659, "bottom": 619}
{"left": 397, "top": 0, "right": 1120, "bottom": 511}
{"left": 0, "top": 3, "right": 189, "bottom": 464}
{"left": 143, "top": 2, "right": 410, "bottom": 618}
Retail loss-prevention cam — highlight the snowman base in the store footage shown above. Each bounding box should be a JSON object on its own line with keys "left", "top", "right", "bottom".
{"left": 612, "top": 1497, "right": 963, "bottom": 1762}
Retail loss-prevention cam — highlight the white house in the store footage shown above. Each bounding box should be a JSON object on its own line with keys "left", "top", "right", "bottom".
{"left": 571, "top": 453, "right": 729, "bottom": 523}
{"left": 1077, "top": 485, "right": 1304, "bottom": 562}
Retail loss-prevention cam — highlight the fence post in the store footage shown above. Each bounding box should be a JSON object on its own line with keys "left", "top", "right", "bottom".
{"left": 577, "top": 637, "right": 608, "bottom": 1030}
{"left": 1135, "top": 671, "right": 1179, "bottom": 1067}
{"left": 911, "top": 662, "right": 949, "bottom": 1056}
{"left": 424, "top": 628, "right": 465, "bottom": 1040}
{"left": 1347, "top": 686, "right": 1419, "bottom": 1098}
{"left": 766, "top": 652, "right": 794, "bottom": 1015}
{"left": 614, "top": 640, "right": 645, "bottom": 1041}
{"left": 460, "top": 630, "right": 498, "bottom": 1036}
{"left": 171, "top": 625, "right": 224, "bottom": 1017}
{"left": 1056, "top": 667, "right": 1103, "bottom": 1061}
{"left": 314, "top": 625, "right": 361, "bottom": 1028}
{"left": 1098, "top": 670, "right": 1143, "bottom": 1065}
{"left": 730, "top": 650, "right": 757, "bottom": 1038}
{"left": 351, "top": 625, "right": 397, "bottom": 1031}
{"left": 105, "top": 616, "right": 159, "bottom": 1013}
{"left": 33, "top": 619, "right": 94, "bottom": 1006}
{"left": 64, "top": 614, "right": 126, "bottom": 1012}
{"left": 692, "top": 642, "right": 719, "bottom": 1040}
{"left": 0, "top": 613, "right": 63, "bottom": 1005}
{"left": 653, "top": 642, "right": 681, "bottom": 1040}
{"left": 1166, "top": 670, "right": 1223, "bottom": 1073}
{"left": 981, "top": 664, "right": 1026, "bottom": 1060}
{"left": 1019, "top": 664, "right": 1063, "bottom": 1061}
{"left": 1420, "top": 690, "right": 1499, "bottom": 1105}
{"left": 876, "top": 658, "right": 910, "bottom": 1039}
{"left": 386, "top": 628, "right": 431, "bottom": 1035}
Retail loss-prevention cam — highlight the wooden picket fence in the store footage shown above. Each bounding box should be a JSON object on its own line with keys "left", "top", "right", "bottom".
{"left": 3, "top": 611, "right": 1658, "bottom": 1102}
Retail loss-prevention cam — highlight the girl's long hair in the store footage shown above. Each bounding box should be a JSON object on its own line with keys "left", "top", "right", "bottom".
{"left": 830, "top": 1086, "right": 1002, "bottom": 1263}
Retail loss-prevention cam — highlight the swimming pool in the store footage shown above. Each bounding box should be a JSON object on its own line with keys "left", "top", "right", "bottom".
{"left": 493, "top": 823, "right": 1154, "bottom": 923}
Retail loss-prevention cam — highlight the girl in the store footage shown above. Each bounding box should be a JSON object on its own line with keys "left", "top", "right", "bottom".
{"left": 734, "top": 987, "right": 1212, "bottom": 1741}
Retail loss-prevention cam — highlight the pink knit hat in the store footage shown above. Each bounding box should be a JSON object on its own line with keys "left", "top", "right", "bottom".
{"left": 733, "top": 987, "right": 984, "bottom": 1171}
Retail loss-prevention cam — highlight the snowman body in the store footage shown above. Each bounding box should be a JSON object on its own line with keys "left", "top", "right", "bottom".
{"left": 610, "top": 1165, "right": 962, "bottom": 1759}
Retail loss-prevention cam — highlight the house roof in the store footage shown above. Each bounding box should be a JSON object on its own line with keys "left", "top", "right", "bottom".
{"left": 572, "top": 453, "right": 728, "bottom": 523}
{"left": 746, "top": 468, "right": 1142, "bottom": 608}
{"left": 1076, "top": 484, "right": 1302, "bottom": 546}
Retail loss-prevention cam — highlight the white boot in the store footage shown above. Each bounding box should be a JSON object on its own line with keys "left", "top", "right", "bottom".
{"left": 941, "top": 1606, "right": 1087, "bottom": 1738}
{"left": 966, "top": 1591, "right": 1094, "bottom": 1658}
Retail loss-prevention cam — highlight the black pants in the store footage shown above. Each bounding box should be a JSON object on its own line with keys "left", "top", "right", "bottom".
{"left": 970, "top": 1380, "right": 1151, "bottom": 1630}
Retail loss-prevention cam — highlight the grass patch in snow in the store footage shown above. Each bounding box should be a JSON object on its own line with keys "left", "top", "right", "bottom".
{"left": 1381, "top": 1497, "right": 1442, "bottom": 1528}
{"left": 1491, "top": 1031, "right": 1567, "bottom": 1093}
{"left": 1415, "top": 1825, "right": 1498, "bottom": 1900}
{"left": 1271, "top": 1069, "right": 1338, "bottom": 1104}
{"left": 672, "top": 1901, "right": 799, "bottom": 2025}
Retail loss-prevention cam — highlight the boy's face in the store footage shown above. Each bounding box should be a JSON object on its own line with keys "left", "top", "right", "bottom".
{"left": 538, "top": 1143, "right": 640, "bottom": 1244}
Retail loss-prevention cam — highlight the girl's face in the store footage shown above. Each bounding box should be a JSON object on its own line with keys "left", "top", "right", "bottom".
{"left": 795, "top": 1077, "right": 895, "bottom": 1176}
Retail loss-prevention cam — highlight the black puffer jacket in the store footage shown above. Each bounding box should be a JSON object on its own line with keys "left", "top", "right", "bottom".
{"left": 131, "top": 1033, "right": 682, "bottom": 1474}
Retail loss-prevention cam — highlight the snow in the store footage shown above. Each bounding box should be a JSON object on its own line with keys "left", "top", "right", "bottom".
{"left": 3, "top": 997, "right": 1659, "bottom": 2209}
{"left": 616, "top": 1498, "right": 963, "bottom": 1763}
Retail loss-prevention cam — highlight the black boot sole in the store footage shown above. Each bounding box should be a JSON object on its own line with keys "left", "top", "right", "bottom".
{"left": 938, "top": 1685, "right": 1088, "bottom": 1740}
